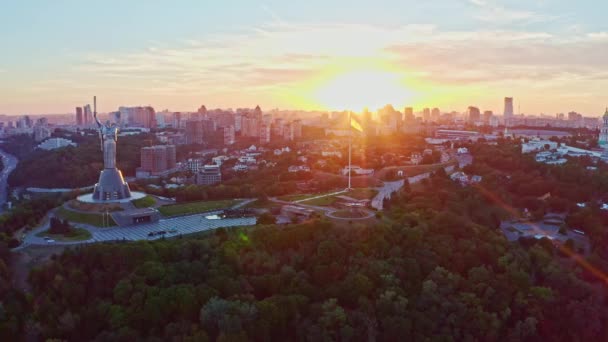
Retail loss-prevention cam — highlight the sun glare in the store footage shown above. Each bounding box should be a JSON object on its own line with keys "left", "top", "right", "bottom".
{"left": 314, "top": 69, "right": 414, "bottom": 111}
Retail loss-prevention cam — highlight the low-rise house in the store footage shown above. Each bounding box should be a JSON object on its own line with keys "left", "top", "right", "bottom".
{"left": 196, "top": 164, "right": 222, "bottom": 185}
{"left": 450, "top": 172, "right": 482, "bottom": 186}
{"left": 37, "top": 138, "right": 77, "bottom": 150}
{"left": 238, "top": 156, "right": 256, "bottom": 164}
{"left": 341, "top": 165, "right": 374, "bottom": 176}
{"left": 212, "top": 155, "right": 229, "bottom": 165}
{"left": 288, "top": 165, "right": 311, "bottom": 173}
{"left": 322, "top": 151, "right": 342, "bottom": 158}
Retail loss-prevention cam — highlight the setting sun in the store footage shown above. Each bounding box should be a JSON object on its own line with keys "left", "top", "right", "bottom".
{"left": 314, "top": 69, "right": 415, "bottom": 111}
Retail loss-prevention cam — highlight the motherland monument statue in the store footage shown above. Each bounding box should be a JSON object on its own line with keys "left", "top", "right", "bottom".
{"left": 91, "top": 96, "right": 132, "bottom": 201}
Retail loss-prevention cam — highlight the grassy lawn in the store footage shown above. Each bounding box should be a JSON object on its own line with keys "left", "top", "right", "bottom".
{"left": 304, "top": 196, "right": 339, "bottom": 206}
{"left": 378, "top": 162, "right": 457, "bottom": 180}
{"left": 132, "top": 195, "right": 156, "bottom": 208}
{"left": 158, "top": 199, "right": 241, "bottom": 217}
{"left": 331, "top": 209, "right": 370, "bottom": 218}
{"left": 56, "top": 207, "right": 116, "bottom": 227}
{"left": 293, "top": 188, "right": 376, "bottom": 207}
{"left": 277, "top": 194, "right": 315, "bottom": 202}
{"left": 279, "top": 190, "right": 349, "bottom": 203}
{"left": 277, "top": 190, "right": 341, "bottom": 202}
{"left": 245, "top": 200, "right": 280, "bottom": 209}
{"left": 345, "top": 188, "right": 378, "bottom": 200}
{"left": 36, "top": 227, "right": 92, "bottom": 241}
{"left": 67, "top": 199, "right": 124, "bottom": 213}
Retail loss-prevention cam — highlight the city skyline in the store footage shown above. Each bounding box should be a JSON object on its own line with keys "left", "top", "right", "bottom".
{"left": 1, "top": 1, "right": 608, "bottom": 115}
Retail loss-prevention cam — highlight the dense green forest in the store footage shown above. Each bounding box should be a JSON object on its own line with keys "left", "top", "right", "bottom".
{"left": 2, "top": 139, "right": 608, "bottom": 340}
{"left": 5, "top": 133, "right": 156, "bottom": 188}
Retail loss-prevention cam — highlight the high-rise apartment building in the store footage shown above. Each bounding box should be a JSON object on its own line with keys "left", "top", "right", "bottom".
{"left": 137, "top": 106, "right": 156, "bottom": 128}
{"left": 292, "top": 119, "right": 302, "bottom": 139}
{"left": 431, "top": 108, "right": 441, "bottom": 122}
{"left": 568, "top": 111, "right": 582, "bottom": 121}
{"left": 155, "top": 113, "right": 165, "bottom": 128}
{"left": 190, "top": 112, "right": 201, "bottom": 121}
{"left": 172, "top": 112, "right": 182, "bottom": 129}
{"left": 185, "top": 120, "right": 202, "bottom": 144}
{"left": 11, "top": 115, "right": 32, "bottom": 130}
{"left": 283, "top": 120, "right": 303, "bottom": 141}
{"left": 223, "top": 125, "right": 235, "bottom": 145}
{"left": 118, "top": 106, "right": 157, "bottom": 128}
{"left": 379, "top": 105, "right": 401, "bottom": 131}
{"left": 75, "top": 107, "right": 83, "bottom": 126}
{"left": 138, "top": 145, "right": 176, "bottom": 177}
{"left": 468, "top": 106, "right": 481, "bottom": 122}
{"left": 273, "top": 118, "right": 286, "bottom": 137}
{"left": 241, "top": 114, "right": 260, "bottom": 138}
{"left": 483, "top": 110, "right": 493, "bottom": 123}
{"left": 33, "top": 118, "right": 51, "bottom": 142}
{"left": 404, "top": 107, "right": 415, "bottom": 121}
{"left": 260, "top": 123, "right": 271, "bottom": 144}
{"left": 239, "top": 105, "right": 264, "bottom": 138}
{"left": 253, "top": 105, "right": 262, "bottom": 121}
{"left": 207, "top": 111, "right": 234, "bottom": 128}
{"left": 185, "top": 119, "right": 216, "bottom": 145}
{"left": 422, "top": 108, "right": 431, "bottom": 122}
{"left": 83, "top": 104, "right": 92, "bottom": 125}
{"left": 504, "top": 97, "right": 514, "bottom": 121}
{"left": 235, "top": 113, "right": 242, "bottom": 132}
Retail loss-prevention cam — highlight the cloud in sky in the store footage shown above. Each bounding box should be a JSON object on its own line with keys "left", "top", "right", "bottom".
{"left": 63, "top": 22, "right": 606, "bottom": 113}
{"left": 467, "top": 0, "right": 558, "bottom": 24}
{"left": 1, "top": 14, "right": 607, "bottom": 115}
{"left": 587, "top": 32, "right": 608, "bottom": 40}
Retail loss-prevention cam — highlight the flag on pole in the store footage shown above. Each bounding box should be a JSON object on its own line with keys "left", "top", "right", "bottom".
{"left": 350, "top": 114, "right": 363, "bottom": 132}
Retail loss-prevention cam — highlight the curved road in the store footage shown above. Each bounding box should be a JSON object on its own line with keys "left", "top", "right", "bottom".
{"left": 371, "top": 180, "right": 404, "bottom": 210}
{"left": 0, "top": 148, "right": 17, "bottom": 213}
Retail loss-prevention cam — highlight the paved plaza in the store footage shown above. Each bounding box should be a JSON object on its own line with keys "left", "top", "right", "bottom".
{"left": 77, "top": 191, "right": 147, "bottom": 203}
{"left": 91, "top": 214, "right": 256, "bottom": 243}
{"left": 21, "top": 212, "right": 256, "bottom": 247}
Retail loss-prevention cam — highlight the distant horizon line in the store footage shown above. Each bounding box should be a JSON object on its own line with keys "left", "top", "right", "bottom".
{"left": 0, "top": 110, "right": 605, "bottom": 120}
{"left": 1, "top": 108, "right": 605, "bottom": 119}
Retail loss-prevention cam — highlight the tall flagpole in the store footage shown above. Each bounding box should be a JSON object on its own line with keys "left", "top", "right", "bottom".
{"left": 348, "top": 111, "right": 352, "bottom": 190}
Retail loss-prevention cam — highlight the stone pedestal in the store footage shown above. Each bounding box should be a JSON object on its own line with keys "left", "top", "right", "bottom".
{"left": 92, "top": 168, "right": 132, "bottom": 200}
